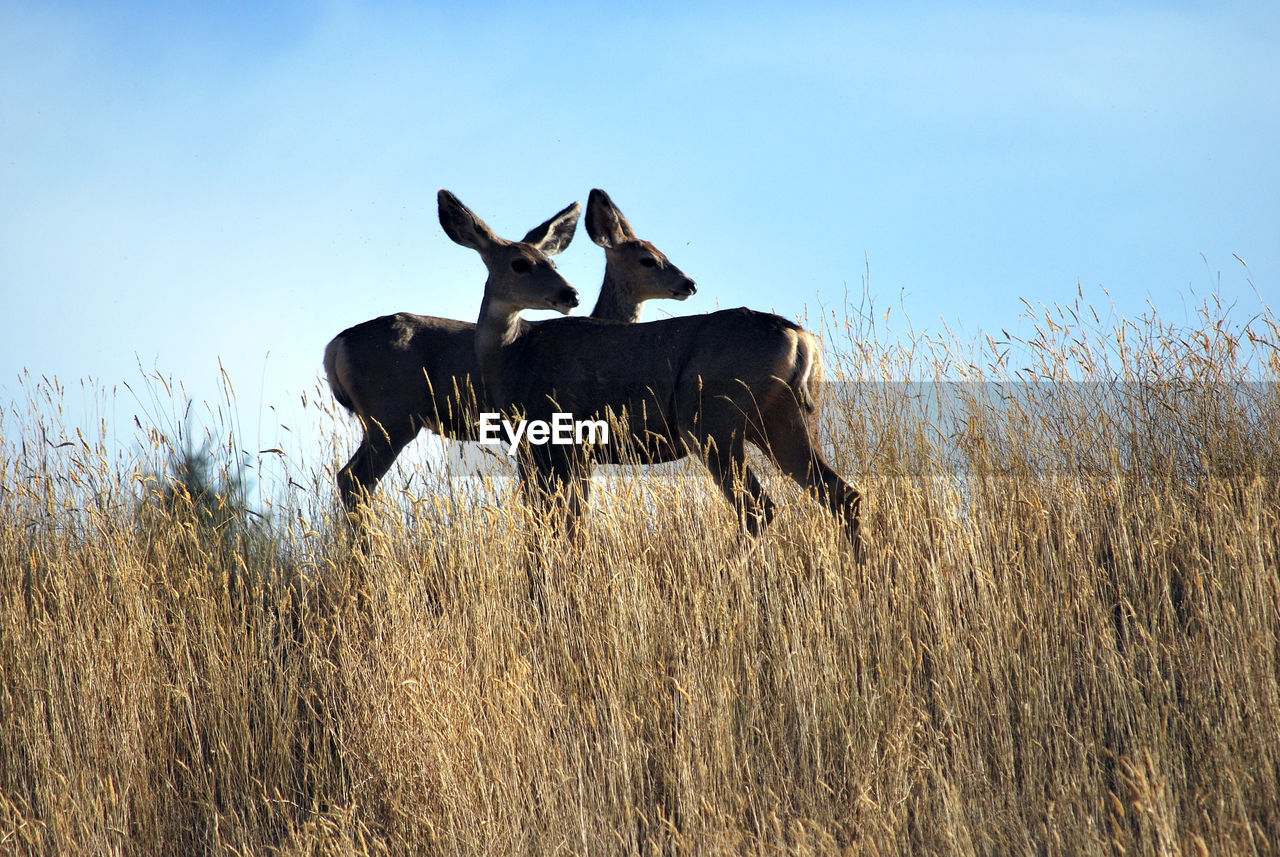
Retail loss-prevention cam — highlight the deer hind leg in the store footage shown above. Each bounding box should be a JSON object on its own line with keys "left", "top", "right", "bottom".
{"left": 695, "top": 430, "right": 776, "bottom": 538}
{"left": 762, "top": 412, "right": 863, "bottom": 553}
{"left": 338, "top": 419, "right": 420, "bottom": 514}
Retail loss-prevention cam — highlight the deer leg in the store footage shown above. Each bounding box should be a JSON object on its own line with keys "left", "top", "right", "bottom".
{"left": 764, "top": 417, "right": 862, "bottom": 553}
{"left": 337, "top": 421, "right": 420, "bottom": 514}
{"left": 699, "top": 432, "right": 776, "bottom": 537}
{"left": 562, "top": 469, "right": 592, "bottom": 545}
{"left": 516, "top": 451, "right": 591, "bottom": 607}
{"left": 515, "top": 457, "right": 559, "bottom": 608}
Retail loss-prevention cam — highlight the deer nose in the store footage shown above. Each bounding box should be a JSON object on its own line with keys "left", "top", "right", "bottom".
{"left": 562, "top": 288, "right": 580, "bottom": 308}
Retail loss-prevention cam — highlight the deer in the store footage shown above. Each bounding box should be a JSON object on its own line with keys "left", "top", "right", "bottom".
{"left": 323, "top": 189, "right": 697, "bottom": 514}
{"left": 438, "top": 189, "right": 862, "bottom": 551}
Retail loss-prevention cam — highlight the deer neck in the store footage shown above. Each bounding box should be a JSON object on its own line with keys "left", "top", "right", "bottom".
{"left": 475, "top": 291, "right": 527, "bottom": 391}
{"left": 590, "top": 269, "right": 643, "bottom": 323}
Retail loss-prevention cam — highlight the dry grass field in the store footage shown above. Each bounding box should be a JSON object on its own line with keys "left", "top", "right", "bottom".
{"left": 2, "top": 298, "right": 1278, "bottom": 855}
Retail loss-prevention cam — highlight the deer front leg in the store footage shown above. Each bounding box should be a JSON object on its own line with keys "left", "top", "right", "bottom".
{"left": 697, "top": 431, "right": 776, "bottom": 538}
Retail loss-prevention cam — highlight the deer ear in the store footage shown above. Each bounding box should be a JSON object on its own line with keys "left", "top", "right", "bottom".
{"left": 438, "top": 190, "right": 500, "bottom": 252}
{"left": 521, "top": 201, "right": 581, "bottom": 256}
{"left": 586, "top": 188, "right": 637, "bottom": 249}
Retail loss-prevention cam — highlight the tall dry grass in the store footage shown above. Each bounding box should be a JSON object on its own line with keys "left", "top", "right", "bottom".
{"left": 2, "top": 296, "right": 1277, "bottom": 856}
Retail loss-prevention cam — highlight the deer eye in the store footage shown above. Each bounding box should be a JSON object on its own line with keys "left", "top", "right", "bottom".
{"left": 639, "top": 257, "right": 658, "bottom": 268}
{"left": 511, "top": 258, "right": 532, "bottom": 274}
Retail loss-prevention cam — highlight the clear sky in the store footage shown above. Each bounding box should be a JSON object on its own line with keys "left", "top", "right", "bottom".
{"left": 2, "top": 1, "right": 1276, "bottom": 485}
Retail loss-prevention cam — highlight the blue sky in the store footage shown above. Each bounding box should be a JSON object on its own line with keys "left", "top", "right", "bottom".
{"left": 2, "top": 1, "right": 1277, "bottom": 482}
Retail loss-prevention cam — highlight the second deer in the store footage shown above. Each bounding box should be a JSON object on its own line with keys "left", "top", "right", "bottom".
{"left": 438, "top": 189, "right": 862, "bottom": 551}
